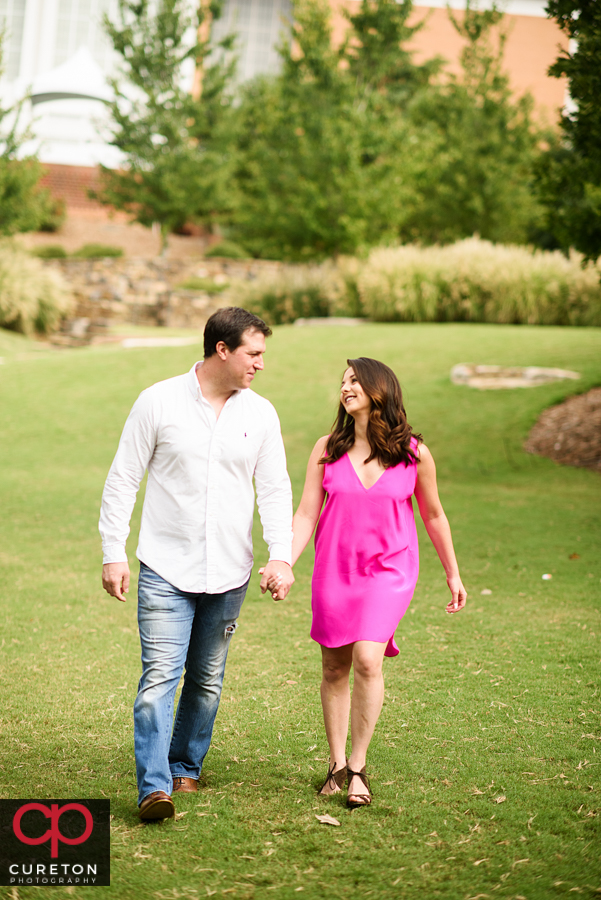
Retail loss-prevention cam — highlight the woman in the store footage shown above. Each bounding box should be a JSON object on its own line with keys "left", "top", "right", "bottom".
{"left": 268, "top": 358, "right": 466, "bottom": 808}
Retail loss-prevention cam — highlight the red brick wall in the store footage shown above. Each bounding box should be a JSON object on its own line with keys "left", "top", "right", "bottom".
{"left": 39, "top": 163, "right": 108, "bottom": 213}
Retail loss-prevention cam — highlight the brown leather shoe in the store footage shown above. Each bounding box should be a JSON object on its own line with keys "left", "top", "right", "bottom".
{"left": 172, "top": 776, "right": 198, "bottom": 793}
{"left": 139, "top": 791, "right": 175, "bottom": 820}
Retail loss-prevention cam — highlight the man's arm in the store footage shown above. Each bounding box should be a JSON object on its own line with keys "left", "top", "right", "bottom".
{"left": 99, "top": 391, "right": 157, "bottom": 602}
{"left": 254, "top": 405, "right": 294, "bottom": 601}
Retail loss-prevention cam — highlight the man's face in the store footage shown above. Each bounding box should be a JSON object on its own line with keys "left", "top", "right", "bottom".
{"left": 223, "top": 329, "right": 266, "bottom": 390}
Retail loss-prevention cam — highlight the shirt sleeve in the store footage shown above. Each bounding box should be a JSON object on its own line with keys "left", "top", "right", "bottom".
{"left": 98, "top": 389, "right": 157, "bottom": 564}
{"left": 254, "top": 403, "right": 293, "bottom": 565}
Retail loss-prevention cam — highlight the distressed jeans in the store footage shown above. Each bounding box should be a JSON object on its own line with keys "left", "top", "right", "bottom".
{"left": 134, "top": 562, "right": 248, "bottom": 804}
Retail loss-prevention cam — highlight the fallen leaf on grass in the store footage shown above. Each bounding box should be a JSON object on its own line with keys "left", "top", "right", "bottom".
{"left": 315, "top": 813, "right": 341, "bottom": 826}
{"left": 174, "top": 811, "right": 189, "bottom": 820}
{"left": 471, "top": 788, "right": 485, "bottom": 795}
{"left": 286, "top": 680, "right": 298, "bottom": 684}
{"left": 473, "top": 859, "right": 489, "bottom": 866}
{"left": 493, "top": 795, "right": 507, "bottom": 804}
{"left": 511, "top": 859, "right": 530, "bottom": 868}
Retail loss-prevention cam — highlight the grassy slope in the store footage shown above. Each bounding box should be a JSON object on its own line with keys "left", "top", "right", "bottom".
{"left": 0, "top": 323, "right": 599, "bottom": 900}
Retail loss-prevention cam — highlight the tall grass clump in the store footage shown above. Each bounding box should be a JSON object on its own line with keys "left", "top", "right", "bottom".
{"left": 230, "top": 239, "right": 601, "bottom": 327}
{"left": 233, "top": 264, "right": 338, "bottom": 325}
{"left": 358, "top": 239, "right": 601, "bottom": 326}
{"left": 0, "top": 242, "right": 73, "bottom": 334}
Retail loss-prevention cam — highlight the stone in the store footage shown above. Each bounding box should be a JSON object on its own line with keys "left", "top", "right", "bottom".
{"left": 451, "top": 364, "right": 580, "bottom": 389}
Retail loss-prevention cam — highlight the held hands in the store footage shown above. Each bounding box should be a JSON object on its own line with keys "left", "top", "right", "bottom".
{"left": 102, "top": 562, "right": 130, "bottom": 602}
{"left": 445, "top": 574, "right": 467, "bottom": 614}
{"left": 259, "top": 561, "right": 294, "bottom": 602}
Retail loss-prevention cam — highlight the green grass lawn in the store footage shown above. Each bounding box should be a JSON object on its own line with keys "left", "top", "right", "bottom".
{"left": 0, "top": 322, "right": 600, "bottom": 900}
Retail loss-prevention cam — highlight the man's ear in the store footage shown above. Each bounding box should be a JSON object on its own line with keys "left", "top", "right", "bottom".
{"left": 215, "top": 341, "right": 229, "bottom": 361}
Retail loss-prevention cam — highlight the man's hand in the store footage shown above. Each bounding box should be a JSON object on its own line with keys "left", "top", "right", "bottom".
{"left": 259, "top": 561, "right": 294, "bottom": 602}
{"left": 102, "top": 562, "right": 130, "bottom": 602}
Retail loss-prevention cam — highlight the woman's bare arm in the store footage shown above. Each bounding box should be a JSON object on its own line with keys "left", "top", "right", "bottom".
{"left": 260, "top": 436, "right": 328, "bottom": 599}
{"left": 413, "top": 444, "right": 467, "bottom": 614}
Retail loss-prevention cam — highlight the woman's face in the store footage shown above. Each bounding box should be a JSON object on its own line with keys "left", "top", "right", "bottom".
{"left": 340, "top": 368, "right": 371, "bottom": 417}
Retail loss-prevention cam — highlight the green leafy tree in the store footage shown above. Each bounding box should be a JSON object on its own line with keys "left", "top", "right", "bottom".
{"left": 233, "top": 0, "right": 437, "bottom": 260}
{"left": 96, "top": 0, "right": 238, "bottom": 254}
{"left": 0, "top": 33, "right": 56, "bottom": 236}
{"left": 399, "top": 1, "right": 544, "bottom": 245}
{"left": 535, "top": 0, "right": 601, "bottom": 260}
{"left": 233, "top": 0, "right": 543, "bottom": 259}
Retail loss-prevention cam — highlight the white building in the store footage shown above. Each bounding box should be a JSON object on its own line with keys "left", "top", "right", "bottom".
{"left": 0, "top": 0, "right": 293, "bottom": 169}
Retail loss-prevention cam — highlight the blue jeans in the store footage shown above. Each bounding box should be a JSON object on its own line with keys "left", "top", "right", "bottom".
{"left": 134, "top": 562, "right": 248, "bottom": 804}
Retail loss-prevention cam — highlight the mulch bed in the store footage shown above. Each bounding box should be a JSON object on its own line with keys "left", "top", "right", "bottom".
{"left": 524, "top": 387, "right": 601, "bottom": 472}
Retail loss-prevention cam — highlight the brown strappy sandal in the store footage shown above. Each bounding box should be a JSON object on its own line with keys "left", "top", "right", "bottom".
{"left": 317, "top": 761, "right": 347, "bottom": 796}
{"left": 346, "top": 765, "right": 372, "bottom": 808}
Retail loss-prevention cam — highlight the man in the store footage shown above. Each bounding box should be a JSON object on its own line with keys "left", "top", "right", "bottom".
{"left": 99, "top": 307, "right": 294, "bottom": 821}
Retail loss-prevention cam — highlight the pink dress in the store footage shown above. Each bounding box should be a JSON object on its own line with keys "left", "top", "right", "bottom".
{"left": 310, "top": 449, "right": 419, "bottom": 658}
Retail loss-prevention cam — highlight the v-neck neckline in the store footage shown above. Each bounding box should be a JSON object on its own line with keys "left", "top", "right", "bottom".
{"left": 345, "top": 452, "right": 388, "bottom": 492}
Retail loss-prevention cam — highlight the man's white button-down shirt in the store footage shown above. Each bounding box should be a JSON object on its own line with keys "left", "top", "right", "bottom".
{"left": 99, "top": 363, "right": 293, "bottom": 594}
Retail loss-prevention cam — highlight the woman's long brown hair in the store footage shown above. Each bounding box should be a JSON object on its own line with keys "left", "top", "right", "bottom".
{"left": 321, "top": 358, "right": 422, "bottom": 468}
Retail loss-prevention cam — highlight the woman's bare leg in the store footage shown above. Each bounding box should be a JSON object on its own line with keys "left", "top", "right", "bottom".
{"left": 348, "top": 640, "right": 387, "bottom": 802}
{"left": 319, "top": 644, "right": 353, "bottom": 793}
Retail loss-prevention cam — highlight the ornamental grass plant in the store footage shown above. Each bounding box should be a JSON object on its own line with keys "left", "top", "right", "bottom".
{"left": 0, "top": 241, "right": 72, "bottom": 334}
{"left": 229, "top": 239, "right": 601, "bottom": 327}
{"left": 236, "top": 263, "right": 337, "bottom": 324}
{"left": 358, "top": 240, "right": 601, "bottom": 326}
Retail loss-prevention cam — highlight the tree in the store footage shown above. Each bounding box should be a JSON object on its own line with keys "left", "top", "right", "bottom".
{"left": 399, "top": 1, "right": 544, "bottom": 245}
{"left": 96, "top": 0, "right": 238, "bottom": 254}
{"left": 0, "top": 33, "right": 56, "bottom": 236}
{"left": 232, "top": 0, "right": 544, "bottom": 259}
{"left": 233, "top": 0, "right": 437, "bottom": 260}
{"left": 535, "top": 0, "right": 601, "bottom": 260}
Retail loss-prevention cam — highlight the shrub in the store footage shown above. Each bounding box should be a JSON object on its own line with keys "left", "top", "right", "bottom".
{"left": 32, "top": 245, "right": 68, "bottom": 259}
{"left": 0, "top": 242, "right": 73, "bottom": 334}
{"left": 72, "top": 243, "right": 124, "bottom": 259}
{"left": 38, "top": 197, "right": 67, "bottom": 233}
{"left": 176, "top": 276, "right": 228, "bottom": 293}
{"left": 231, "top": 264, "right": 340, "bottom": 325}
{"left": 204, "top": 240, "right": 249, "bottom": 260}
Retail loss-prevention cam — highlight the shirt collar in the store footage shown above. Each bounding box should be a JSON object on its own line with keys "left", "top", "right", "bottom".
{"left": 188, "top": 362, "right": 204, "bottom": 400}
